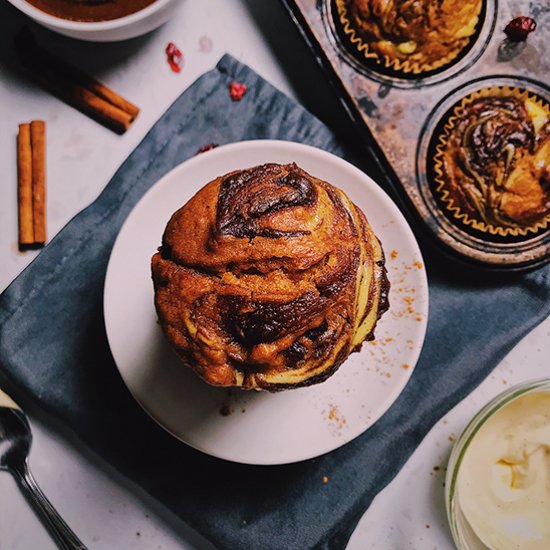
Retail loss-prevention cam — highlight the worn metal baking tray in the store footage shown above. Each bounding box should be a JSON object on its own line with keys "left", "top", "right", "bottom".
{"left": 281, "top": 0, "right": 549, "bottom": 269}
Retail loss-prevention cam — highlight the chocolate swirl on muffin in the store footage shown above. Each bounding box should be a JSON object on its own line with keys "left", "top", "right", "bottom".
{"left": 335, "top": 0, "right": 483, "bottom": 75}
{"left": 433, "top": 90, "right": 550, "bottom": 236}
{"left": 152, "top": 163, "right": 389, "bottom": 391}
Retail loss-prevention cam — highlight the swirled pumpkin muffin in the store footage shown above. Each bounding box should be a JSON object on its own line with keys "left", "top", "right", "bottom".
{"left": 432, "top": 89, "right": 550, "bottom": 237}
{"left": 335, "top": 0, "right": 483, "bottom": 75}
{"left": 151, "top": 163, "right": 389, "bottom": 391}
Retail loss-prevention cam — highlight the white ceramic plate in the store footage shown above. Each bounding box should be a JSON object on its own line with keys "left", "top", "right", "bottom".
{"left": 104, "top": 140, "right": 428, "bottom": 465}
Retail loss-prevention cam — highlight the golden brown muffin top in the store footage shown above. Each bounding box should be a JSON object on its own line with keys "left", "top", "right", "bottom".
{"left": 152, "top": 163, "right": 389, "bottom": 390}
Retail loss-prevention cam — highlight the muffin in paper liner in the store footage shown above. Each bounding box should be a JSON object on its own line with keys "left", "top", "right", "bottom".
{"left": 334, "top": 0, "right": 483, "bottom": 76}
{"left": 431, "top": 86, "right": 550, "bottom": 238}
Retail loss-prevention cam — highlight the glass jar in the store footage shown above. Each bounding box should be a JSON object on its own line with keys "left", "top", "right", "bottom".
{"left": 445, "top": 378, "right": 550, "bottom": 550}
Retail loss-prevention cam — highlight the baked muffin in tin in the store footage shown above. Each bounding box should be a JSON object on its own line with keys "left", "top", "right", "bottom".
{"left": 431, "top": 87, "right": 550, "bottom": 238}
{"left": 334, "top": 0, "right": 483, "bottom": 76}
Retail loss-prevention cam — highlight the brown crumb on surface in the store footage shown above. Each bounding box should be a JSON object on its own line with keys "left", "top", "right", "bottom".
{"left": 322, "top": 475, "right": 329, "bottom": 484}
{"left": 433, "top": 466, "right": 440, "bottom": 471}
{"left": 385, "top": 372, "right": 391, "bottom": 378}
{"left": 414, "top": 261, "right": 423, "bottom": 269}
{"left": 136, "top": 532, "right": 141, "bottom": 537}
{"left": 448, "top": 434, "right": 455, "bottom": 442}
{"left": 426, "top": 524, "right": 430, "bottom": 529}
{"left": 402, "top": 363, "right": 410, "bottom": 370}
{"left": 196, "top": 142, "right": 219, "bottom": 154}
{"left": 220, "top": 404, "right": 231, "bottom": 416}
{"left": 390, "top": 249, "right": 398, "bottom": 259}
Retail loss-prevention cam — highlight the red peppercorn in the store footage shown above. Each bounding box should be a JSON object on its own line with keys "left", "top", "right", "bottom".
{"left": 229, "top": 82, "right": 247, "bottom": 101}
{"left": 165, "top": 42, "right": 183, "bottom": 73}
{"left": 504, "top": 16, "right": 536, "bottom": 42}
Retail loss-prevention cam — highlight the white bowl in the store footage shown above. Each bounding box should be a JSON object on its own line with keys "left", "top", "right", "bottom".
{"left": 7, "top": 0, "right": 180, "bottom": 42}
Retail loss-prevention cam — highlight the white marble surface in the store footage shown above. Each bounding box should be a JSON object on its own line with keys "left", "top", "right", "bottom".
{"left": 0, "top": 1, "right": 549, "bottom": 549}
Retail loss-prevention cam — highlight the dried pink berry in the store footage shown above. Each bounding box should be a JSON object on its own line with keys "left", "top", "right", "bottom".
{"left": 504, "top": 16, "right": 536, "bottom": 42}
{"left": 165, "top": 42, "right": 183, "bottom": 73}
{"left": 229, "top": 82, "right": 247, "bottom": 102}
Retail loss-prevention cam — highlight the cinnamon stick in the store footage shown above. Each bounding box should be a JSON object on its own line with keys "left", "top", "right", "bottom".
{"left": 15, "top": 30, "right": 139, "bottom": 134}
{"left": 17, "top": 120, "right": 47, "bottom": 249}
{"left": 17, "top": 123, "right": 34, "bottom": 246}
{"left": 31, "top": 121, "right": 46, "bottom": 245}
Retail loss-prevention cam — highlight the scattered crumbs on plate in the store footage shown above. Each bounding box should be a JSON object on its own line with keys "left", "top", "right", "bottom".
{"left": 322, "top": 475, "right": 329, "bottom": 484}
{"left": 241, "top": 408, "right": 246, "bottom": 413}
{"left": 136, "top": 532, "right": 141, "bottom": 537}
{"left": 402, "top": 363, "right": 410, "bottom": 370}
{"left": 433, "top": 465, "right": 440, "bottom": 471}
{"left": 199, "top": 35, "right": 213, "bottom": 53}
{"left": 388, "top": 260, "right": 425, "bottom": 322}
{"left": 385, "top": 372, "right": 391, "bottom": 378}
{"left": 325, "top": 403, "right": 347, "bottom": 435}
{"left": 426, "top": 524, "right": 431, "bottom": 529}
{"left": 390, "top": 249, "right": 398, "bottom": 260}
{"left": 448, "top": 434, "right": 456, "bottom": 442}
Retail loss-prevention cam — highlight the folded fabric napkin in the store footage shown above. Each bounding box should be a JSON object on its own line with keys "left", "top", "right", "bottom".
{"left": 1, "top": 55, "right": 549, "bottom": 550}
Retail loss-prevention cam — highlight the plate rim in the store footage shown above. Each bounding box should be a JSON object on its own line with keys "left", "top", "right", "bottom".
{"left": 104, "top": 139, "right": 429, "bottom": 465}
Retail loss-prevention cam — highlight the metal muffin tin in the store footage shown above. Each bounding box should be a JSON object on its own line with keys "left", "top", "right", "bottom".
{"left": 281, "top": 0, "right": 550, "bottom": 269}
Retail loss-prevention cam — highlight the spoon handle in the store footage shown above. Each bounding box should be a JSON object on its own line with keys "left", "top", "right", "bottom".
{"left": 16, "top": 465, "right": 87, "bottom": 550}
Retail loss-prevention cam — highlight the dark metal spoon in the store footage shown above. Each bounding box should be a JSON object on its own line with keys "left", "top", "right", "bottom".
{"left": 0, "top": 389, "right": 87, "bottom": 549}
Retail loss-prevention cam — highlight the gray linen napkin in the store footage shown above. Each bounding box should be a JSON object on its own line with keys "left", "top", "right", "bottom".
{"left": 1, "top": 55, "right": 549, "bottom": 550}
